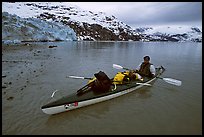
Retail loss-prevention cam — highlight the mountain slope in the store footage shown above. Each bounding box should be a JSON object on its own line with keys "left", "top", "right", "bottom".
{"left": 2, "top": 2, "right": 141, "bottom": 41}
{"left": 136, "top": 26, "right": 202, "bottom": 42}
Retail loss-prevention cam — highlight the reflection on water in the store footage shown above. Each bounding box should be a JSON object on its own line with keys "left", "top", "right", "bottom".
{"left": 2, "top": 41, "right": 202, "bottom": 135}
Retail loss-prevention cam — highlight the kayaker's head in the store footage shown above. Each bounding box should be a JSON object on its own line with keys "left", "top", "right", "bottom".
{"left": 143, "top": 55, "right": 150, "bottom": 64}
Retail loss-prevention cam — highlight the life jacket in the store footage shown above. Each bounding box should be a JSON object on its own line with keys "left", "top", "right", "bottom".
{"left": 113, "top": 71, "right": 130, "bottom": 85}
{"left": 113, "top": 71, "right": 143, "bottom": 84}
{"left": 138, "top": 62, "right": 153, "bottom": 77}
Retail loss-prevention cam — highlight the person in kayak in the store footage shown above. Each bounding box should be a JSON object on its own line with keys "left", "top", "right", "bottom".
{"left": 135, "top": 55, "right": 156, "bottom": 78}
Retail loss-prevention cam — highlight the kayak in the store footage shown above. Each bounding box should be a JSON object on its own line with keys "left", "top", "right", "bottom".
{"left": 41, "top": 66, "right": 165, "bottom": 115}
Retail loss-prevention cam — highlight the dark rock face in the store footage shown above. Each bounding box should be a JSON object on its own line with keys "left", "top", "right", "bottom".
{"left": 37, "top": 12, "right": 141, "bottom": 41}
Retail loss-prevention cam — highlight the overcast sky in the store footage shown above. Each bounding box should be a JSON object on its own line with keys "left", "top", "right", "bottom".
{"left": 69, "top": 2, "right": 202, "bottom": 28}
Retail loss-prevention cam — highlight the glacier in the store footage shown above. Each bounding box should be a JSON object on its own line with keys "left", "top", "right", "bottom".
{"left": 2, "top": 12, "right": 77, "bottom": 44}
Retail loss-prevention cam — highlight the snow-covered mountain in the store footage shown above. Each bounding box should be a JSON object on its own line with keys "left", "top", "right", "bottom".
{"left": 136, "top": 26, "right": 202, "bottom": 42}
{"left": 2, "top": 2, "right": 140, "bottom": 41}
{"left": 2, "top": 2, "right": 202, "bottom": 43}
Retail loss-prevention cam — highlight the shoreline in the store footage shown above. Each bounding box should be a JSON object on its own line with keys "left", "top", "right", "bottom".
{"left": 2, "top": 43, "right": 57, "bottom": 101}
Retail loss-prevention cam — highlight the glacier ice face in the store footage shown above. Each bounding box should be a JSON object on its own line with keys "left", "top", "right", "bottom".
{"left": 2, "top": 12, "right": 77, "bottom": 44}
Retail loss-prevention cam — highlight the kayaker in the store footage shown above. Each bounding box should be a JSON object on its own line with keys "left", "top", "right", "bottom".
{"left": 135, "top": 55, "right": 156, "bottom": 78}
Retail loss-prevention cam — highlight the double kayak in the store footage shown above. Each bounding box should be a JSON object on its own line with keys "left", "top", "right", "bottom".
{"left": 41, "top": 66, "right": 165, "bottom": 115}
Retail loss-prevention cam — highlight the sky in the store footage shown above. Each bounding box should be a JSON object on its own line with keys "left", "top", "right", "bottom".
{"left": 69, "top": 2, "right": 202, "bottom": 28}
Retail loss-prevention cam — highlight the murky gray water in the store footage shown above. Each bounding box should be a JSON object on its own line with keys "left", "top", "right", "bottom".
{"left": 2, "top": 41, "right": 202, "bottom": 135}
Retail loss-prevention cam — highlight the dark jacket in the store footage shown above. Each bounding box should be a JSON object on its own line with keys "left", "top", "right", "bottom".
{"left": 138, "top": 62, "right": 153, "bottom": 77}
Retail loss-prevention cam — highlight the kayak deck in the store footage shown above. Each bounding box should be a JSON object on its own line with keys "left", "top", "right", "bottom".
{"left": 41, "top": 66, "right": 165, "bottom": 114}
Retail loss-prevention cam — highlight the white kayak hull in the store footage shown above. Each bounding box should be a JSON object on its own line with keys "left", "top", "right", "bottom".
{"left": 42, "top": 77, "right": 156, "bottom": 115}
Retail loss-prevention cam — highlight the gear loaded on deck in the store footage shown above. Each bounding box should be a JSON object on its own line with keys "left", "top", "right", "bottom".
{"left": 113, "top": 71, "right": 143, "bottom": 85}
{"left": 76, "top": 71, "right": 112, "bottom": 95}
{"left": 76, "top": 70, "right": 143, "bottom": 96}
{"left": 91, "top": 71, "right": 112, "bottom": 92}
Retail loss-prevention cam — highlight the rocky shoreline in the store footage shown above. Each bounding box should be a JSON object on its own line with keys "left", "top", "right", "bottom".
{"left": 2, "top": 43, "right": 58, "bottom": 101}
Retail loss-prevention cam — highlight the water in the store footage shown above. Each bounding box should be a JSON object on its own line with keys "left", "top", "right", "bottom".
{"left": 2, "top": 41, "right": 202, "bottom": 135}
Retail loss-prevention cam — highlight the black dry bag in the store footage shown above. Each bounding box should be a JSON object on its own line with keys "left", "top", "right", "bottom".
{"left": 92, "top": 71, "right": 112, "bottom": 92}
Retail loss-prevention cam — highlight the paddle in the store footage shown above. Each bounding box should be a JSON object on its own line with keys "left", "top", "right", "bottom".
{"left": 157, "top": 77, "right": 182, "bottom": 86}
{"left": 68, "top": 75, "right": 152, "bottom": 87}
{"left": 67, "top": 75, "right": 92, "bottom": 80}
{"left": 112, "top": 64, "right": 130, "bottom": 70}
{"left": 112, "top": 64, "right": 182, "bottom": 86}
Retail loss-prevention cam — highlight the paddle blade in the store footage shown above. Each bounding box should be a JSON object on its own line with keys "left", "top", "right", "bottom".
{"left": 68, "top": 76, "right": 92, "bottom": 80}
{"left": 68, "top": 76, "right": 85, "bottom": 79}
{"left": 163, "top": 78, "right": 182, "bottom": 86}
{"left": 113, "top": 64, "right": 123, "bottom": 70}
